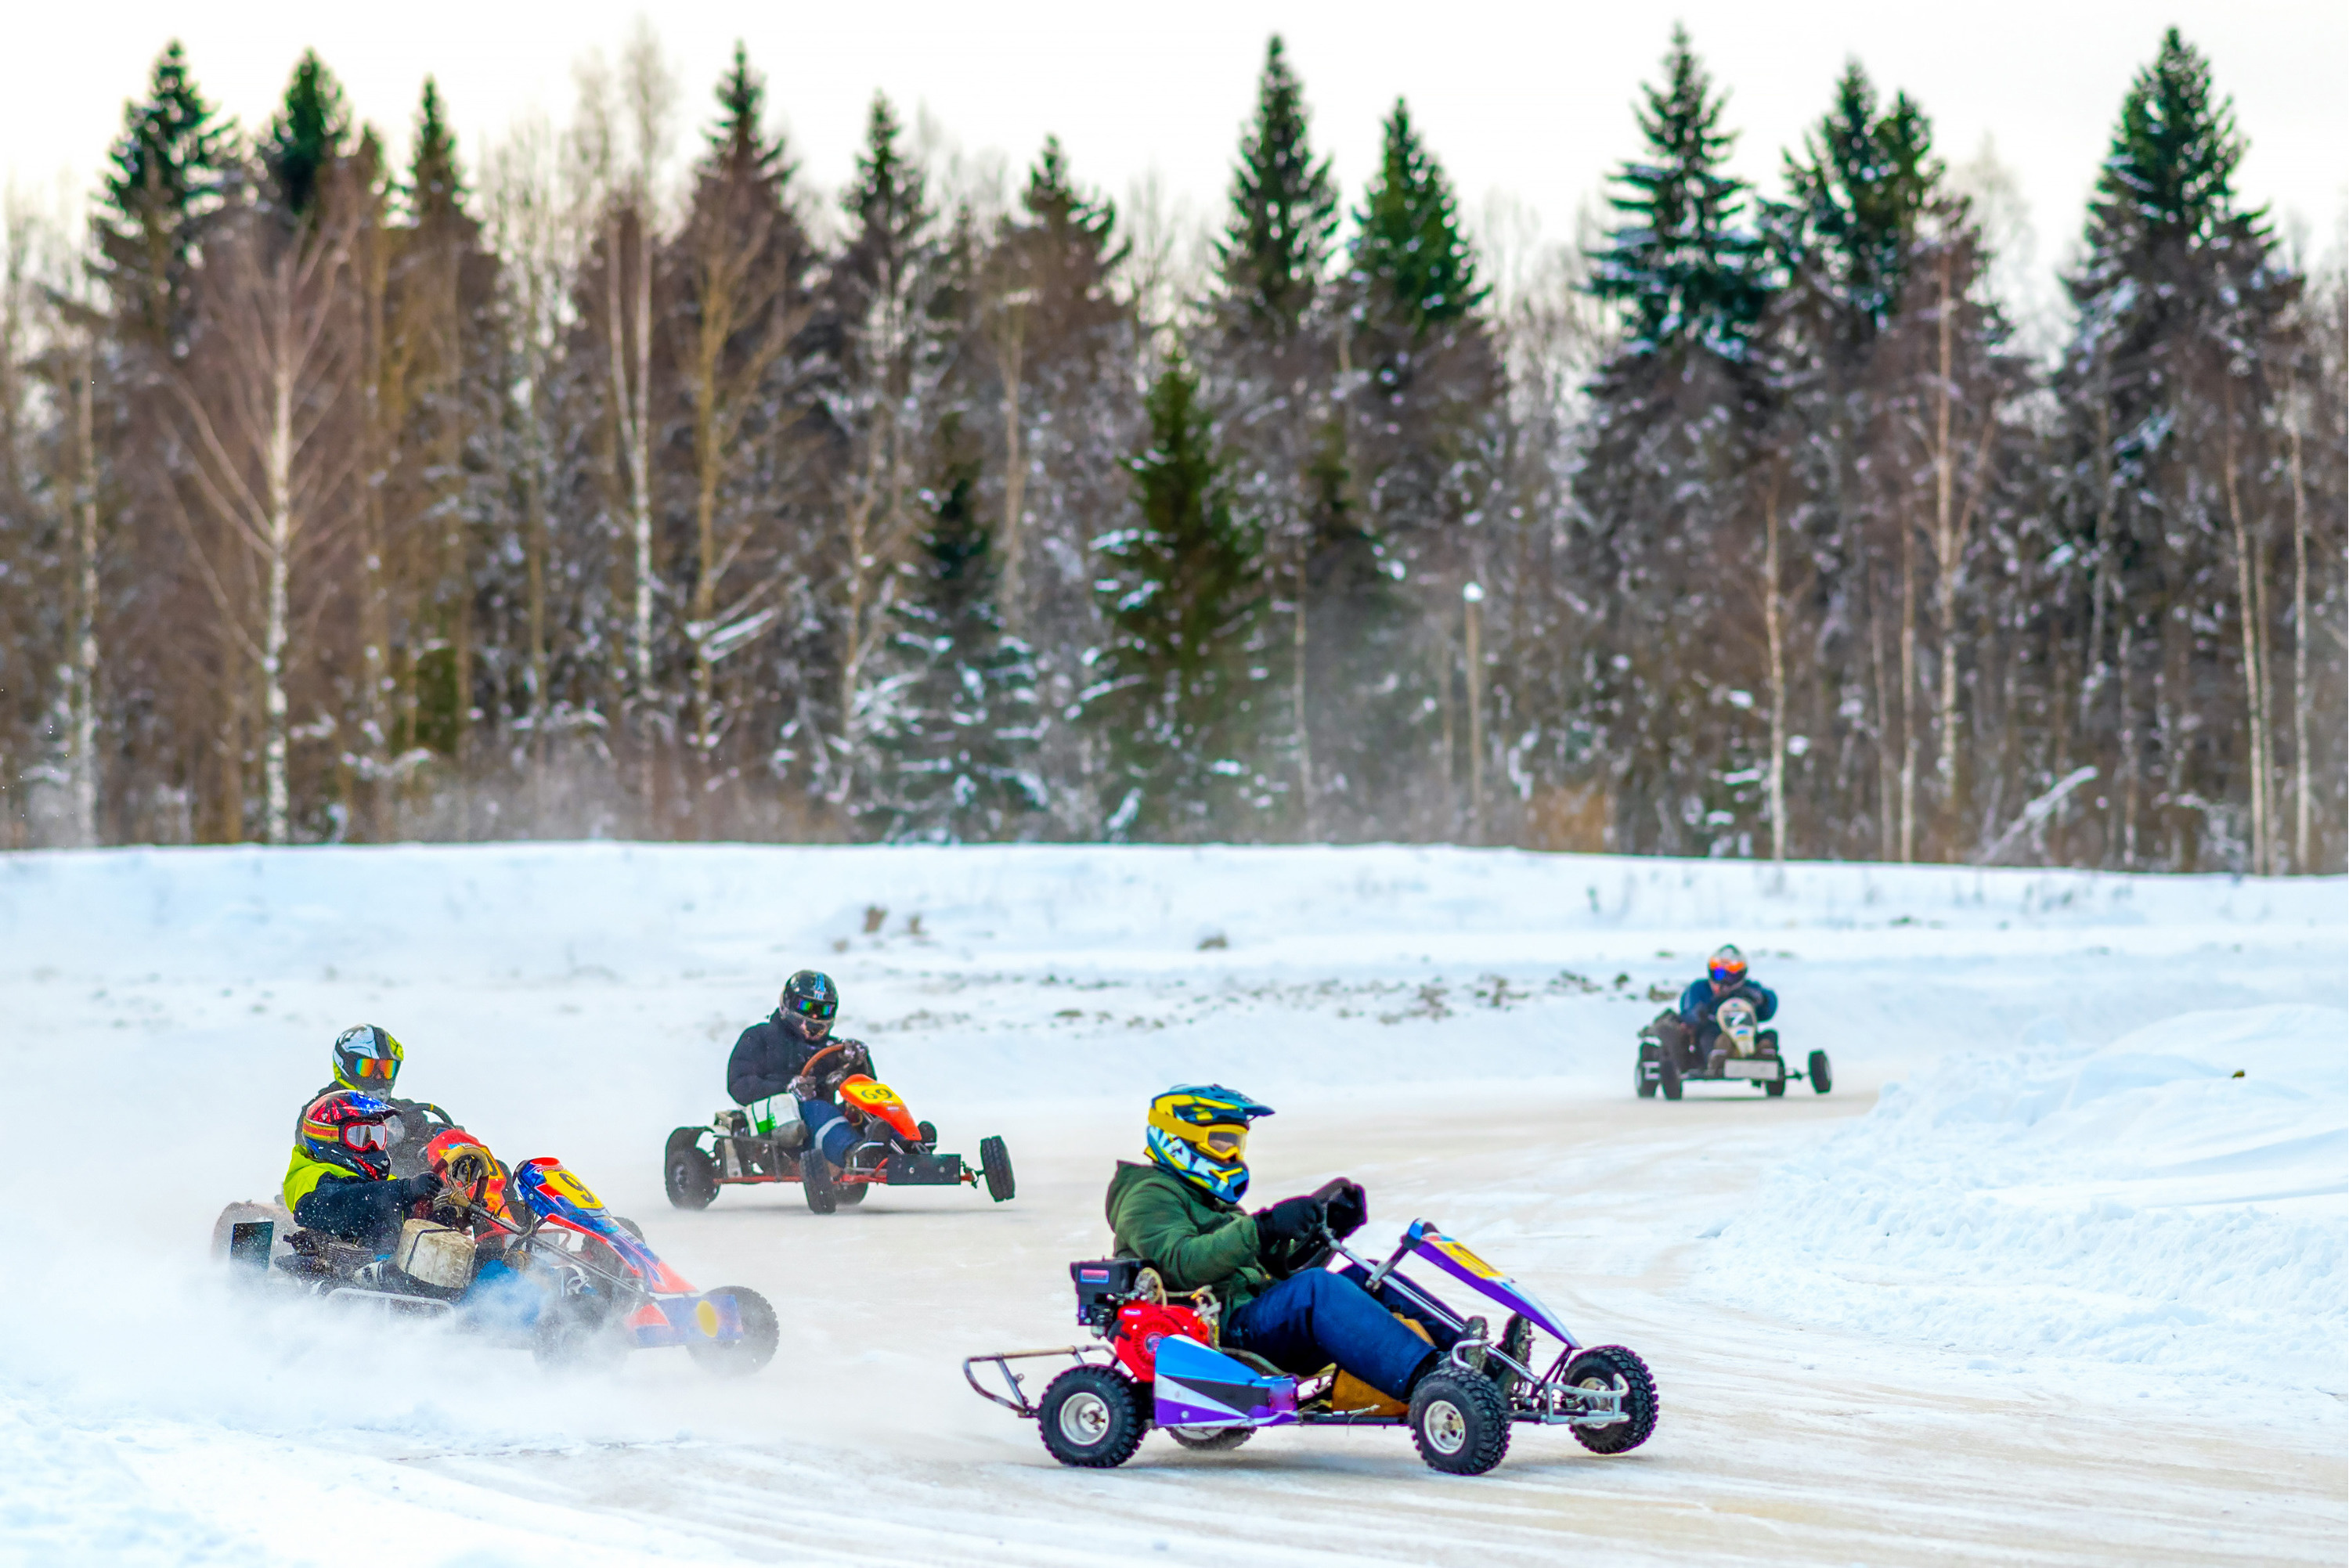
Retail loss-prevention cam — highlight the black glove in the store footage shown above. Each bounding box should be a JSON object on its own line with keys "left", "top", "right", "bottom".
{"left": 396, "top": 1172, "right": 445, "bottom": 1206}
{"left": 1254, "top": 1195, "right": 1324, "bottom": 1247}
{"left": 1319, "top": 1179, "right": 1368, "bottom": 1240}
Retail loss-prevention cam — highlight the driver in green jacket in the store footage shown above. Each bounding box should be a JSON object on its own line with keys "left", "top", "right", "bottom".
{"left": 1104, "top": 1084, "right": 1473, "bottom": 1404}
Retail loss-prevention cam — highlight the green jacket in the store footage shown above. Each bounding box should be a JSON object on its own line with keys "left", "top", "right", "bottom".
{"left": 1105, "top": 1159, "right": 1272, "bottom": 1314}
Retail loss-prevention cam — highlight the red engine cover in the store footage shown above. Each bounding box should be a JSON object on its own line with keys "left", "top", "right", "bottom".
{"left": 1110, "top": 1301, "right": 1213, "bottom": 1382}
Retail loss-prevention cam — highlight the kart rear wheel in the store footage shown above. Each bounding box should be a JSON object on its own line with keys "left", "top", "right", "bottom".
{"left": 686, "top": 1286, "right": 779, "bottom": 1376}
{"left": 664, "top": 1129, "right": 716, "bottom": 1210}
{"left": 1167, "top": 1425, "right": 1254, "bottom": 1452}
{"left": 1809, "top": 1050, "right": 1834, "bottom": 1094}
{"left": 801, "top": 1152, "right": 841, "bottom": 1215}
{"left": 980, "top": 1136, "right": 1016, "bottom": 1203}
{"left": 532, "top": 1299, "right": 622, "bottom": 1371}
{"left": 1564, "top": 1345, "right": 1658, "bottom": 1454}
{"left": 1409, "top": 1369, "right": 1510, "bottom": 1476}
{"left": 1635, "top": 1045, "right": 1658, "bottom": 1099}
{"left": 1037, "top": 1366, "right": 1145, "bottom": 1469}
{"left": 1657, "top": 1051, "right": 1683, "bottom": 1101}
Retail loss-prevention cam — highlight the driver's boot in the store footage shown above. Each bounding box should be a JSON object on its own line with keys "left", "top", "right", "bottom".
{"left": 1706, "top": 1047, "right": 1729, "bottom": 1076}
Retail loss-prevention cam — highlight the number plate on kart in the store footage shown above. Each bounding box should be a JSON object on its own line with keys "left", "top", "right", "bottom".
{"left": 1723, "top": 1058, "right": 1781, "bottom": 1080}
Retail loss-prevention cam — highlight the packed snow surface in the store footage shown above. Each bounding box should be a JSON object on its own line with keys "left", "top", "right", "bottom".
{"left": 0, "top": 843, "right": 2341, "bottom": 1565}
{"left": 1701, "top": 1005, "right": 2348, "bottom": 1387}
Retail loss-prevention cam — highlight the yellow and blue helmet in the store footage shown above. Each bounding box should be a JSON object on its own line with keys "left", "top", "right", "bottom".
{"left": 1146, "top": 1084, "right": 1274, "bottom": 1204}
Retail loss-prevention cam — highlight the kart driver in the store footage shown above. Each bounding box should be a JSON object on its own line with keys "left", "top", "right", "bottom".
{"left": 300, "top": 1024, "right": 460, "bottom": 1178}
{"left": 283, "top": 1089, "right": 445, "bottom": 1251}
{"left": 1104, "top": 1085, "right": 1483, "bottom": 1408}
{"left": 1672, "top": 944, "right": 1779, "bottom": 1069}
{"left": 725, "top": 970, "right": 877, "bottom": 1173}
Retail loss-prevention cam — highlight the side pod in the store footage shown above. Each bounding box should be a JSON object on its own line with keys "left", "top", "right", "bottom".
{"left": 1151, "top": 1336, "right": 1297, "bottom": 1429}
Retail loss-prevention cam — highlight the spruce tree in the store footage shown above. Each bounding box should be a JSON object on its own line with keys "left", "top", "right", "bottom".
{"left": 408, "top": 77, "right": 464, "bottom": 225}
{"left": 2058, "top": 27, "right": 2297, "bottom": 871}
{"left": 1773, "top": 62, "right": 1939, "bottom": 333}
{"left": 97, "top": 41, "right": 233, "bottom": 344}
{"left": 868, "top": 416, "right": 1042, "bottom": 841}
{"left": 1588, "top": 24, "right": 1765, "bottom": 357}
{"left": 1351, "top": 99, "right": 1484, "bottom": 332}
{"left": 1087, "top": 355, "right": 1267, "bottom": 840}
{"left": 262, "top": 51, "right": 350, "bottom": 221}
{"left": 1217, "top": 36, "right": 1338, "bottom": 337}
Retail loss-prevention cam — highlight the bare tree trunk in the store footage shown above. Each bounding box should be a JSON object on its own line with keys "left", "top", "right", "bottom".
{"left": 991, "top": 302, "right": 1028, "bottom": 631}
{"left": 69, "top": 333, "right": 100, "bottom": 845}
{"left": 2289, "top": 387, "right": 2312, "bottom": 871}
{"left": 1868, "top": 571, "right": 1896, "bottom": 863}
{"left": 1763, "top": 470, "right": 1788, "bottom": 867}
{"left": 1898, "top": 494, "right": 1918, "bottom": 863}
{"left": 2219, "top": 374, "right": 2270, "bottom": 873}
{"left": 2118, "top": 616, "right": 2138, "bottom": 867}
{"left": 262, "top": 301, "right": 294, "bottom": 846}
{"left": 1292, "top": 545, "right": 1312, "bottom": 838}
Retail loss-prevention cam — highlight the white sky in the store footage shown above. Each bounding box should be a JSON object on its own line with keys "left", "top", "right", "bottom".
{"left": 5, "top": 1, "right": 2343, "bottom": 317}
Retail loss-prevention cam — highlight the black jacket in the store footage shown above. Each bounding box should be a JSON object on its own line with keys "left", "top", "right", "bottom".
{"left": 726, "top": 1013, "right": 871, "bottom": 1105}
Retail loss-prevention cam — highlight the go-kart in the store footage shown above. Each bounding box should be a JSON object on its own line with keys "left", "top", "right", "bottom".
{"left": 212, "top": 1127, "right": 778, "bottom": 1375}
{"left": 963, "top": 1202, "right": 1658, "bottom": 1476}
{"left": 1638, "top": 995, "right": 1831, "bottom": 1100}
{"left": 663, "top": 1041, "right": 1013, "bottom": 1215}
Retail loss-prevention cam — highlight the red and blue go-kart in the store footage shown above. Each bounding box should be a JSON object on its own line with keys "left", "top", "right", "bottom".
{"left": 964, "top": 1214, "right": 1658, "bottom": 1476}
{"left": 214, "top": 1144, "right": 778, "bottom": 1375}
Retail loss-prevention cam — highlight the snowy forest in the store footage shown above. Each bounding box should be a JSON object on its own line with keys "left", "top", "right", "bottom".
{"left": 0, "top": 25, "right": 2339, "bottom": 871}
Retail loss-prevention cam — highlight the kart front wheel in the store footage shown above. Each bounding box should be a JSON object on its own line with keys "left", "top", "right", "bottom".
{"left": 686, "top": 1287, "right": 779, "bottom": 1376}
{"left": 1764, "top": 1065, "right": 1788, "bottom": 1098}
{"left": 801, "top": 1152, "right": 841, "bottom": 1215}
{"left": 1635, "top": 1045, "right": 1658, "bottom": 1099}
{"left": 1037, "top": 1366, "right": 1145, "bottom": 1469}
{"left": 980, "top": 1136, "right": 1016, "bottom": 1203}
{"left": 1809, "top": 1050, "right": 1834, "bottom": 1095}
{"left": 1166, "top": 1425, "right": 1254, "bottom": 1452}
{"left": 1657, "top": 1051, "right": 1683, "bottom": 1101}
{"left": 1564, "top": 1345, "right": 1658, "bottom": 1454}
{"left": 1409, "top": 1370, "right": 1510, "bottom": 1476}
{"left": 664, "top": 1129, "right": 716, "bottom": 1210}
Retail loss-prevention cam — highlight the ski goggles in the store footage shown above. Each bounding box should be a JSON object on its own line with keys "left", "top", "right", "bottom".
{"left": 340, "top": 1116, "right": 402, "bottom": 1152}
{"left": 788, "top": 995, "right": 838, "bottom": 1022}
{"left": 349, "top": 1054, "right": 399, "bottom": 1082}
{"left": 1200, "top": 1127, "right": 1247, "bottom": 1160}
{"left": 1708, "top": 961, "right": 1746, "bottom": 985}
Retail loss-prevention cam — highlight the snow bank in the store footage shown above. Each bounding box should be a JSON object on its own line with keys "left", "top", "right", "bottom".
{"left": 1701, "top": 1005, "right": 2349, "bottom": 1393}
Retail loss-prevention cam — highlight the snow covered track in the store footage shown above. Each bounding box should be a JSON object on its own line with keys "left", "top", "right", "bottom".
{"left": 1, "top": 845, "right": 2341, "bottom": 1564}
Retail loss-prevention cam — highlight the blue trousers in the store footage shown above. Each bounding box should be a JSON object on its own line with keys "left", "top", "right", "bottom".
{"left": 1225, "top": 1265, "right": 1451, "bottom": 1400}
{"left": 796, "top": 1094, "right": 857, "bottom": 1165}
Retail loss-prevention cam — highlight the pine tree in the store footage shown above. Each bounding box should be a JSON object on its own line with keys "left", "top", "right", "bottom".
{"left": 1086, "top": 355, "right": 1267, "bottom": 839}
{"left": 1351, "top": 99, "right": 1485, "bottom": 332}
{"left": 868, "top": 416, "right": 1042, "bottom": 841}
{"left": 1772, "top": 63, "right": 1938, "bottom": 335}
{"left": 1217, "top": 36, "right": 1338, "bottom": 337}
{"left": 96, "top": 41, "right": 234, "bottom": 345}
{"left": 408, "top": 78, "right": 464, "bottom": 225}
{"left": 262, "top": 51, "right": 350, "bottom": 221}
{"left": 1588, "top": 24, "right": 1765, "bottom": 357}
{"left": 2059, "top": 27, "right": 2298, "bottom": 871}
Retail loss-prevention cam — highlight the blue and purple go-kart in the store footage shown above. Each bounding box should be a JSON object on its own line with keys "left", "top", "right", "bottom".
{"left": 215, "top": 1145, "right": 778, "bottom": 1375}
{"left": 965, "top": 1215, "right": 1658, "bottom": 1475}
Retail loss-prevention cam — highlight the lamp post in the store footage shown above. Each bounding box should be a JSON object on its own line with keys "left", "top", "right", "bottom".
{"left": 1463, "top": 581, "right": 1485, "bottom": 843}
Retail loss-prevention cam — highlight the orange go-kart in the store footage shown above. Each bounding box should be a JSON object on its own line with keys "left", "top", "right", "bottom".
{"left": 662, "top": 1041, "right": 1014, "bottom": 1215}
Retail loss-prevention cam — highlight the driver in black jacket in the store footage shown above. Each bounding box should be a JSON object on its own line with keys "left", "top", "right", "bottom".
{"left": 726, "top": 970, "right": 873, "bottom": 1171}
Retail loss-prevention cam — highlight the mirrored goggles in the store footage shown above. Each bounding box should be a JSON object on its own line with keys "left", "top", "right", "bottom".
{"left": 1709, "top": 964, "right": 1745, "bottom": 986}
{"left": 789, "top": 996, "right": 838, "bottom": 1021}
{"left": 352, "top": 1054, "right": 398, "bottom": 1081}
